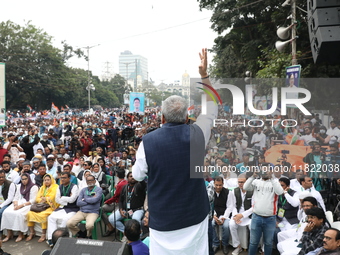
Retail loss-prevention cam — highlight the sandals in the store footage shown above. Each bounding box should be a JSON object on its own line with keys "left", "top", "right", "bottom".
{"left": 15, "top": 235, "right": 24, "bottom": 243}
{"left": 25, "top": 233, "right": 35, "bottom": 242}
{"left": 2, "top": 236, "right": 12, "bottom": 243}
{"left": 38, "top": 234, "right": 46, "bottom": 243}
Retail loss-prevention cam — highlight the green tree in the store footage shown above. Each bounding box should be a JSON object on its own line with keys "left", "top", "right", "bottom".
{"left": 0, "top": 21, "right": 88, "bottom": 110}
{"left": 197, "top": 0, "right": 340, "bottom": 79}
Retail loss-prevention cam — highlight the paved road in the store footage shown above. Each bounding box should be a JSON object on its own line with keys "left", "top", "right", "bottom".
{"left": 2, "top": 233, "right": 279, "bottom": 255}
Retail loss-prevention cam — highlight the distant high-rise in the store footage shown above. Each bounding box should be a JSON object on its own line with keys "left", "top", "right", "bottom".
{"left": 119, "top": 50, "right": 148, "bottom": 91}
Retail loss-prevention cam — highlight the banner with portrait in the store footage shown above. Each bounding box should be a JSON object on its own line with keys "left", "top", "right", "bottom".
{"left": 129, "top": 92, "right": 145, "bottom": 114}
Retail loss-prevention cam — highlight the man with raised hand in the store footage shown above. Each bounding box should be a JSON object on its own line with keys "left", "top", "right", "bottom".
{"left": 132, "top": 48, "right": 218, "bottom": 254}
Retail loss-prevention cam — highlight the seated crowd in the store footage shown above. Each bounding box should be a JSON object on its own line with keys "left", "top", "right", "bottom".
{"left": 0, "top": 108, "right": 339, "bottom": 255}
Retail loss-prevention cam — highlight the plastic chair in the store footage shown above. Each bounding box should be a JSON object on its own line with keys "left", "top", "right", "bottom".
{"left": 106, "top": 175, "right": 115, "bottom": 196}
{"left": 331, "top": 221, "right": 340, "bottom": 230}
{"left": 80, "top": 194, "right": 105, "bottom": 240}
{"left": 325, "top": 211, "right": 334, "bottom": 225}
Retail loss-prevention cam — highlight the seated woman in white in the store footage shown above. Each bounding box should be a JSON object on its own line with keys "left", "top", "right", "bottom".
{"left": 78, "top": 170, "right": 100, "bottom": 191}
{"left": 1, "top": 173, "right": 39, "bottom": 242}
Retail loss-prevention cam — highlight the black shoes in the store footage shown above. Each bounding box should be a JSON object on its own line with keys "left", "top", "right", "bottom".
{"left": 213, "top": 246, "right": 219, "bottom": 254}
{"left": 77, "top": 230, "right": 87, "bottom": 238}
{"left": 222, "top": 245, "right": 229, "bottom": 255}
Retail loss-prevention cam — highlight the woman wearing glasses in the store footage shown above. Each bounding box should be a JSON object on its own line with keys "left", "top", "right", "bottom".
{"left": 1, "top": 173, "right": 39, "bottom": 242}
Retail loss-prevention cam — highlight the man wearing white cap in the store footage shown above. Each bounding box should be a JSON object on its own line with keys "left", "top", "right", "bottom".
{"left": 18, "top": 152, "right": 26, "bottom": 160}
{"left": 14, "top": 158, "right": 25, "bottom": 173}
{"left": 40, "top": 133, "right": 55, "bottom": 151}
{"left": 297, "top": 175, "right": 325, "bottom": 211}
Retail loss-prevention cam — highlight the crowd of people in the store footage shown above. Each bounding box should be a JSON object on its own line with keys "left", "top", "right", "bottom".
{"left": 0, "top": 49, "right": 339, "bottom": 255}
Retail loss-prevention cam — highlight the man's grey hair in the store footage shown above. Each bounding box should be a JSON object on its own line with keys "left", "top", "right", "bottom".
{"left": 162, "top": 95, "right": 188, "bottom": 123}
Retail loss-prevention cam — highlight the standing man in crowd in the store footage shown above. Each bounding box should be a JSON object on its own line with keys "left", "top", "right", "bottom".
{"left": 251, "top": 127, "right": 266, "bottom": 151}
{"left": 244, "top": 164, "right": 284, "bottom": 255}
{"left": 132, "top": 48, "right": 218, "bottom": 254}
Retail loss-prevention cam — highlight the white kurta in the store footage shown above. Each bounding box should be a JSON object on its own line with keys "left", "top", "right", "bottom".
{"left": 1, "top": 184, "right": 38, "bottom": 233}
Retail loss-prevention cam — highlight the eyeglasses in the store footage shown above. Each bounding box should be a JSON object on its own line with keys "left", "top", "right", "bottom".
{"left": 238, "top": 181, "right": 245, "bottom": 183}
{"left": 83, "top": 164, "right": 88, "bottom": 166}
{"left": 60, "top": 177, "right": 69, "bottom": 179}
{"left": 21, "top": 178, "right": 28, "bottom": 181}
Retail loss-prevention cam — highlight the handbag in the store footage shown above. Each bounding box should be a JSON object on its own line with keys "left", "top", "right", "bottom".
{"left": 30, "top": 203, "right": 50, "bottom": 212}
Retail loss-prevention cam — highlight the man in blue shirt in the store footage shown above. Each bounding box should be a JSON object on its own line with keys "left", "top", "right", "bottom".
{"left": 124, "top": 219, "right": 149, "bottom": 255}
{"left": 67, "top": 174, "right": 102, "bottom": 238}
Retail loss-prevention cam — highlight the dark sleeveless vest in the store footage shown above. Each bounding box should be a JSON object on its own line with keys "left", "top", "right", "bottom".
{"left": 277, "top": 188, "right": 299, "bottom": 225}
{"left": 234, "top": 187, "right": 253, "bottom": 213}
{"left": 55, "top": 183, "right": 79, "bottom": 213}
{"left": 214, "top": 188, "right": 229, "bottom": 217}
{"left": 143, "top": 122, "right": 209, "bottom": 231}
{"left": 1, "top": 180, "right": 13, "bottom": 200}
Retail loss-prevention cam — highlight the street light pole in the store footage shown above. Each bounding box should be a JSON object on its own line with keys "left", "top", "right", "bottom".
{"left": 291, "top": 0, "right": 297, "bottom": 65}
{"left": 84, "top": 44, "right": 100, "bottom": 110}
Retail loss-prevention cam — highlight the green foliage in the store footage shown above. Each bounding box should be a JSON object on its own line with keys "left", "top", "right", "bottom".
{"left": 0, "top": 21, "right": 129, "bottom": 110}
{"left": 197, "top": 0, "right": 340, "bottom": 79}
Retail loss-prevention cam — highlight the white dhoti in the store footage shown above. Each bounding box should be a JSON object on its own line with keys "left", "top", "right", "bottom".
{"left": 47, "top": 209, "right": 76, "bottom": 240}
{"left": 149, "top": 215, "right": 208, "bottom": 255}
{"left": 1, "top": 199, "right": 31, "bottom": 233}
{"left": 277, "top": 238, "right": 301, "bottom": 254}
{"left": 229, "top": 217, "right": 251, "bottom": 248}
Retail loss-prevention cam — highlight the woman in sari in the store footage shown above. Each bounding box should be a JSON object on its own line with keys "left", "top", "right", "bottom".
{"left": 1, "top": 173, "right": 39, "bottom": 242}
{"left": 26, "top": 174, "right": 59, "bottom": 242}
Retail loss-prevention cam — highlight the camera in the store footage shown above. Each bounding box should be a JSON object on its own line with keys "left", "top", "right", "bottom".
{"left": 281, "top": 150, "right": 290, "bottom": 154}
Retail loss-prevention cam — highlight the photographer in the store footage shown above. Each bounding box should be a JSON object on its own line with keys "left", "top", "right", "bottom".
{"left": 106, "top": 124, "right": 118, "bottom": 150}
{"left": 118, "top": 150, "right": 132, "bottom": 171}
{"left": 4, "top": 134, "right": 23, "bottom": 164}
{"left": 244, "top": 164, "right": 284, "bottom": 255}
{"left": 79, "top": 133, "right": 92, "bottom": 157}
{"left": 96, "top": 133, "right": 107, "bottom": 155}
{"left": 314, "top": 126, "right": 329, "bottom": 146}
{"left": 69, "top": 134, "right": 83, "bottom": 158}
{"left": 20, "top": 130, "right": 40, "bottom": 160}
{"left": 250, "top": 127, "right": 266, "bottom": 151}
{"left": 303, "top": 142, "right": 324, "bottom": 191}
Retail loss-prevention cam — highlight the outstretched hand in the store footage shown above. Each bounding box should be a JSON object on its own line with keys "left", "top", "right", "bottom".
{"left": 199, "top": 48, "right": 208, "bottom": 77}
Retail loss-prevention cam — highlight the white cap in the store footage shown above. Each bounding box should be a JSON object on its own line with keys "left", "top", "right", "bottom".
{"left": 299, "top": 190, "right": 311, "bottom": 200}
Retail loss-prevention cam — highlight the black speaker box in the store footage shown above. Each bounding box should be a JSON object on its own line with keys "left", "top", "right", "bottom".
{"left": 310, "top": 26, "right": 340, "bottom": 63}
{"left": 50, "top": 238, "right": 132, "bottom": 255}
{"left": 308, "top": 0, "right": 340, "bottom": 14}
{"left": 308, "top": 7, "right": 340, "bottom": 42}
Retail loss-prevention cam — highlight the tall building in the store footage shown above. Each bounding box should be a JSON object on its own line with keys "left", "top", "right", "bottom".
{"left": 119, "top": 50, "right": 148, "bottom": 91}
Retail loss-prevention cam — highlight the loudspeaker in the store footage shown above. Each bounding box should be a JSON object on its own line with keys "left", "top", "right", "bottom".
{"left": 50, "top": 238, "right": 132, "bottom": 255}
{"left": 310, "top": 26, "right": 340, "bottom": 63}
{"left": 308, "top": 0, "right": 340, "bottom": 14}
{"left": 308, "top": 7, "right": 340, "bottom": 42}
